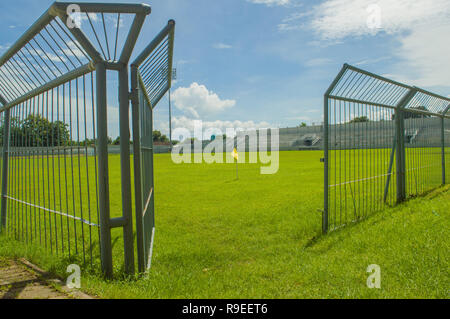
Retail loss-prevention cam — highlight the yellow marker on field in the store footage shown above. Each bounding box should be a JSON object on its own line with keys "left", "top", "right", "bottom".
{"left": 231, "top": 148, "right": 239, "bottom": 161}
{"left": 231, "top": 148, "right": 239, "bottom": 180}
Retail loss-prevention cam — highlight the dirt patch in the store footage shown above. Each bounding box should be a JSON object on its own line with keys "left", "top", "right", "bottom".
{"left": 0, "top": 258, "right": 91, "bottom": 299}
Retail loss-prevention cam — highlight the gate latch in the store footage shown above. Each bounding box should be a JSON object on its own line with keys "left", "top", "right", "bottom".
{"left": 320, "top": 158, "right": 325, "bottom": 163}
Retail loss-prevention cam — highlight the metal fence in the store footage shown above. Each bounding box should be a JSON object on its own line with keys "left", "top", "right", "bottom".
{"left": 0, "top": 2, "right": 175, "bottom": 277}
{"left": 324, "top": 64, "right": 450, "bottom": 233}
{"left": 131, "top": 21, "right": 175, "bottom": 272}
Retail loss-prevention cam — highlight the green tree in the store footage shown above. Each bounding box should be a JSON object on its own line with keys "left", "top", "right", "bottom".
{"left": 349, "top": 116, "right": 369, "bottom": 124}
{"left": 153, "top": 130, "right": 169, "bottom": 143}
{"left": 18, "top": 115, "right": 69, "bottom": 147}
{"left": 113, "top": 136, "right": 120, "bottom": 145}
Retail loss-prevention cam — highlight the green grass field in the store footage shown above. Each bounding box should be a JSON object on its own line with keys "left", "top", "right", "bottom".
{"left": 0, "top": 151, "right": 449, "bottom": 298}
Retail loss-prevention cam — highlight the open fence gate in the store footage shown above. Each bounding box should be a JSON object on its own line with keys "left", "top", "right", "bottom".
{"left": 324, "top": 64, "right": 450, "bottom": 233}
{"left": 0, "top": 1, "right": 175, "bottom": 278}
{"left": 131, "top": 21, "right": 175, "bottom": 273}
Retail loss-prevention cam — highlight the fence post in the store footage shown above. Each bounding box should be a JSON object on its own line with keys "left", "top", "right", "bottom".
{"left": 323, "top": 94, "right": 329, "bottom": 234}
{"left": 96, "top": 62, "right": 113, "bottom": 277}
{"left": 395, "top": 108, "right": 406, "bottom": 202}
{"left": 322, "top": 64, "right": 348, "bottom": 234}
{"left": 0, "top": 97, "right": 10, "bottom": 232}
{"left": 130, "top": 65, "right": 145, "bottom": 272}
{"left": 118, "top": 66, "right": 135, "bottom": 275}
{"left": 395, "top": 89, "right": 417, "bottom": 203}
{"left": 442, "top": 116, "right": 446, "bottom": 185}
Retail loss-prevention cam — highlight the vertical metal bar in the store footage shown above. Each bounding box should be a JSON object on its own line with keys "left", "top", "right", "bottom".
{"left": 323, "top": 65, "right": 348, "bottom": 233}
{"left": 169, "top": 88, "right": 172, "bottom": 151}
{"left": 442, "top": 116, "right": 446, "bottom": 185}
{"left": 395, "top": 107, "right": 406, "bottom": 202}
{"left": 384, "top": 136, "right": 396, "bottom": 203}
{"left": 145, "top": 95, "right": 156, "bottom": 269}
{"left": 119, "top": 66, "right": 135, "bottom": 275}
{"left": 131, "top": 65, "right": 145, "bottom": 272}
{"left": 395, "top": 89, "right": 417, "bottom": 203}
{"left": 0, "top": 99, "right": 11, "bottom": 232}
{"left": 323, "top": 94, "right": 329, "bottom": 234}
{"left": 69, "top": 82, "right": 77, "bottom": 254}
{"left": 167, "top": 21, "right": 175, "bottom": 89}
{"left": 75, "top": 78, "right": 86, "bottom": 264}
{"left": 95, "top": 62, "right": 113, "bottom": 277}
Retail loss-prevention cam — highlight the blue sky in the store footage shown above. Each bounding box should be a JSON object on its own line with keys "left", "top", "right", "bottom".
{"left": 1, "top": 0, "right": 449, "bottom": 139}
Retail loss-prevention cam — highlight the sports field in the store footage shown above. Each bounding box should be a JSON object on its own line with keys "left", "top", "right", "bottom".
{"left": 0, "top": 150, "right": 448, "bottom": 298}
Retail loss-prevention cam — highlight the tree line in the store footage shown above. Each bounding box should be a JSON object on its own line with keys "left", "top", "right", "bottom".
{"left": 0, "top": 115, "right": 177, "bottom": 147}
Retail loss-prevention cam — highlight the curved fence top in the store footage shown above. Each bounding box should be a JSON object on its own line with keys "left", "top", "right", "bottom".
{"left": 326, "top": 64, "right": 450, "bottom": 118}
{"left": 132, "top": 20, "right": 175, "bottom": 109}
{"left": 0, "top": 1, "right": 151, "bottom": 111}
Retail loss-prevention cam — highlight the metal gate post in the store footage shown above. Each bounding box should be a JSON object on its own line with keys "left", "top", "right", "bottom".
{"left": 395, "top": 89, "right": 417, "bottom": 203}
{"left": 96, "top": 62, "right": 113, "bottom": 277}
{"left": 130, "top": 65, "right": 145, "bottom": 272}
{"left": 119, "top": 66, "right": 135, "bottom": 275}
{"left": 322, "top": 64, "right": 348, "bottom": 234}
{"left": 442, "top": 116, "right": 446, "bottom": 185}
{"left": 323, "top": 94, "right": 329, "bottom": 234}
{"left": 143, "top": 91, "right": 156, "bottom": 270}
{"left": 0, "top": 96, "right": 10, "bottom": 232}
{"left": 395, "top": 108, "right": 406, "bottom": 202}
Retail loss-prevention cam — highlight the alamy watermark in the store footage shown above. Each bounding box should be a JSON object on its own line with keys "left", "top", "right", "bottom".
{"left": 171, "top": 121, "right": 280, "bottom": 175}
{"left": 66, "top": 264, "right": 81, "bottom": 289}
{"left": 67, "top": 4, "right": 82, "bottom": 29}
{"left": 367, "top": 264, "right": 381, "bottom": 289}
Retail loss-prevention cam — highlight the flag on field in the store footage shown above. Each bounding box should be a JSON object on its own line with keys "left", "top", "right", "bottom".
{"left": 231, "top": 148, "right": 239, "bottom": 180}
{"left": 231, "top": 148, "right": 239, "bottom": 161}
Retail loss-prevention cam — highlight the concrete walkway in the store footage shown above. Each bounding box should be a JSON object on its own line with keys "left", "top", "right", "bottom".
{"left": 0, "top": 258, "right": 92, "bottom": 299}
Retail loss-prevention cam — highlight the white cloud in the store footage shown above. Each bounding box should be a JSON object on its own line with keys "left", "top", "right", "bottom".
{"left": 61, "top": 41, "right": 87, "bottom": 59}
{"left": 286, "top": 116, "right": 310, "bottom": 121}
{"left": 106, "top": 14, "right": 124, "bottom": 28}
{"left": 171, "top": 83, "right": 236, "bottom": 118}
{"left": 248, "top": 0, "right": 290, "bottom": 6}
{"left": 304, "top": 58, "right": 332, "bottom": 67}
{"left": 303, "top": 0, "right": 450, "bottom": 40}
{"left": 283, "top": 0, "right": 450, "bottom": 87}
{"left": 177, "top": 59, "right": 192, "bottom": 65}
{"left": 156, "top": 116, "right": 272, "bottom": 140}
{"left": 0, "top": 44, "right": 10, "bottom": 52}
{"left": 353, "top": 56, "right": 391, "bottom": 67}
{"left": 213, "top": 43, "right": 233, "bottom": 50}
{"left": 392, "top": 24, "right": 450, "bottom": 87}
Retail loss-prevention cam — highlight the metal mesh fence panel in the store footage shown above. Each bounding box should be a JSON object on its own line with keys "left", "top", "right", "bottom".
{"left": 324, "top": 64, "right": 450, "bottom": 233}
{"left": 0, "top": 2, "right": 175, "bottom": 277}
{"left": 5, "top": 74, "right": 101, "bottom": 267}
{"left": 446, "top": 118, "right": 450, "bottom": 184}
{"left": 131, "top": 20, "right": 175, "bottom": 272}
{"left": 326, "top": 98, "right": 397, "bottom": 231}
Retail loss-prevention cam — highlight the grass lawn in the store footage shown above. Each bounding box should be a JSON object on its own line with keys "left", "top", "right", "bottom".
{"left": 0, "top": 151, "right": 448, "bottom": 298}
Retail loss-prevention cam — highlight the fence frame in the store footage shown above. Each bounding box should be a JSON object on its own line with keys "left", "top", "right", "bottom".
{"left": 0, "top": 1, "right": 174, "bottom": 277}
{"left": 130, "top": 20, "right": 175, "bottom": 273}
{"left": 324, "top": 64, "right": 450, "bottom": 233}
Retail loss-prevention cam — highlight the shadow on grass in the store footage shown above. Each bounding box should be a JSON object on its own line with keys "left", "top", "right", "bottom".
{"left": 303, "top": 185, "right": 450, "bottom": 252}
